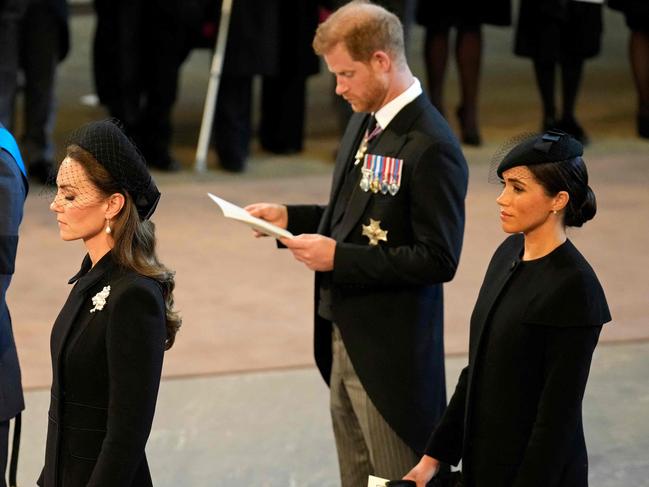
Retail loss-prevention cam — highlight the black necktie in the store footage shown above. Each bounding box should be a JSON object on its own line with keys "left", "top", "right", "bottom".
{"left": 366, "top": 114, "right": 377, "bottom": 136}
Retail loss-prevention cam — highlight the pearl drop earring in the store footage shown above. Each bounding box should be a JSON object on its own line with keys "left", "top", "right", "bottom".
{"left": 105, "top": 219, "right": 112, "bottom": 234}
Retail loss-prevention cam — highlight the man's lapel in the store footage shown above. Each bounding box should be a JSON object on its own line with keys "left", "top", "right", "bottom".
{"left": 319, "top": 113, "right": 370, "bottom": 234}
{"left": 334, "top": 95, "right": 427, "bottom": 242}
{"left": 334, "top": 115, "right": 369, "bottom": 183}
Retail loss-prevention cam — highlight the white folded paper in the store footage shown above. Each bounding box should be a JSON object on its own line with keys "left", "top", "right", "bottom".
{"left": 207, "top": 193, "right": 294, "bottom": 239}
{"left": 368, "top": 475, "right": 390, "bottom": 487}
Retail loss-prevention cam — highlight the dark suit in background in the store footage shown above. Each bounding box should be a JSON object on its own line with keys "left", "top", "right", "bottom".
{"left": 93, "top": 0, "right": 206, "bottom": 170}
{"left": 514, "top": 0, "right": 603, "bottom": 141}
{"left": 0, "top": 123, "right": 27, "bottom": 487}
{"left": 287, "top": 92, "right": 468, "bottom": 481}
{"left": 0, "top": 0, "right": 69, "bottom": 183}
{"left": 425, "top": 235, "right": 611, "bottom": 487}
{"left": 210, "top": 0, "right": 280, "bottom": 171}
{"left": 258, "top": 0, "right": 321, "bottom": 155}
{"left": 38, "top": 253, "right": 167, "bottom": 487}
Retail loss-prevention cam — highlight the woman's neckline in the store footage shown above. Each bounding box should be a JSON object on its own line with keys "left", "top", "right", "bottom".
{"left": 519, "top": 238, "right": 568, "bottom": 264}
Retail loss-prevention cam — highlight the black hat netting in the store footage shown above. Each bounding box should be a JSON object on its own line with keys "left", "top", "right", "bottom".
{"left": 65, "top": 119, "right": 161, "bottom": 219}
{"left": 489, "top": 129, "right": 584, "bottom": 183}
{"left": 488, "top": 132, "right": 538, "bottom": 183}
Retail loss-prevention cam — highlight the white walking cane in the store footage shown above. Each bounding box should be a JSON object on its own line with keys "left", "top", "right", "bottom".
{"left": 194, "top": 0, "right": 234, "bottom": 172}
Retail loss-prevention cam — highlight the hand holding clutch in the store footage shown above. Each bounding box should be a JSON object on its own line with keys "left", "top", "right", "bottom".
{"left": 403, "top": 455, "right": 440, "bottom": 487}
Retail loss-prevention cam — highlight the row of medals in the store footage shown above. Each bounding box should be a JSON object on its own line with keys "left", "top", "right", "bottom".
{"left": 360, "top": 167, "right": 399, "bottom": 195}
{"left": 355, "top": 146, "right": 400, "bottom": 196}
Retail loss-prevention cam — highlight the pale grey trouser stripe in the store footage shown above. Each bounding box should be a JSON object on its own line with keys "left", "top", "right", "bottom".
{"left": 330, "top": 326, "right": 420, "bottom": 487}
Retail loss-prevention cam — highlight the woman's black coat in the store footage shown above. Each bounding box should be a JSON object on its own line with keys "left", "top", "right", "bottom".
{"left": 38, "top": 253, "right": 166, "bottom": 487}
{"left": 425, "top": 234, "right": 611, "bottom": 487}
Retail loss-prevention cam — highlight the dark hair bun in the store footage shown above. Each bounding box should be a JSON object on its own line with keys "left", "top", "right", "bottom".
{"left": 527, "top": 156, "right": 597, "bottom": 228}
{"left": 565, "top": 184, "right": 596, "bottom": 227}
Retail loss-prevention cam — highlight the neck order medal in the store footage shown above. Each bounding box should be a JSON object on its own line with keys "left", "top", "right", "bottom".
{"left": 354, "top": 117, "right": 382, "bottom": 166}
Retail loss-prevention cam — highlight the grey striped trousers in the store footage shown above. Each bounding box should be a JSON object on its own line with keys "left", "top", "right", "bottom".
{"left": 330, "top": 326, "right": 419, "bottom": 487}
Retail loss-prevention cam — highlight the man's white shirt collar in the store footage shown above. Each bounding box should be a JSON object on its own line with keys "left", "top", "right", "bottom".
{"left": 374, "top": 78, "right": 422, "bottom": 130}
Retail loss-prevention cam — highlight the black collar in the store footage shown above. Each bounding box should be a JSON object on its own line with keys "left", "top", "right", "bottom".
{"left": 68, "top": 251, "right": 115, "bottom": 293}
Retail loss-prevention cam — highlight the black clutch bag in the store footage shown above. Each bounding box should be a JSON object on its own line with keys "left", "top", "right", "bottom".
{"left": 385, "top": 471, "right": 462, "bottom": 487}
{"left": 429, "top": 471, "right": 463, "bottom": 487}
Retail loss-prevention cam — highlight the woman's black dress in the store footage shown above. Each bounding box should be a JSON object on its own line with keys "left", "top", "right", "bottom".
{"left": 515, "top": 0, "right": 603, "bottom": 61}
{"left": 608, "top": 0, "right": 649, "bottom": 31}
{"left": 425, "top": 235, "right": 611, "bottom": 486}
{"left": 416, "top": 0, "right": 511, "bottom": 30}
{"left": 38, "top": 253, "right": 166, "bottom": 487}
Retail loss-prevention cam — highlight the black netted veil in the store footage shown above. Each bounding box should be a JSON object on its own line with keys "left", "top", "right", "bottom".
{"left": 488, "top": 132, "right": 538, "bottom": 183}
{"left": 489, "top": 129, "right": 584, "bottom": 183}
{"left": 66, "top": 119, "right": 161, "bottom": 219}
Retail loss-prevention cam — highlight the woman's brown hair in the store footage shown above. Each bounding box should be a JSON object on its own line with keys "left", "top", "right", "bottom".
{"left": 67, "top": 144, "right": 181, "bottom": 349}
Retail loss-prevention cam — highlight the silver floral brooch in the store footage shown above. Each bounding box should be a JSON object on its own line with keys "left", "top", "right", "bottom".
{"left": 90, "top": 285, "right": 111, "bottom": 313}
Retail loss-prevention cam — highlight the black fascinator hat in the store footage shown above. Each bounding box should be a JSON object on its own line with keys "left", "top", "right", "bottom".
{"left": 66, "top": 119, "right": 161, "bottom": 219}
{"left": 496, "top": 129, "right": 583, "bottom": 179}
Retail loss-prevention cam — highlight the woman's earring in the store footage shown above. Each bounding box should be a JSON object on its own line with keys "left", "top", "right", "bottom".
{"left": 105, "top": 219, "right": 112, "bottom": 234}
{"left": 552, "top": 210, "right": 558, "bottom": 215}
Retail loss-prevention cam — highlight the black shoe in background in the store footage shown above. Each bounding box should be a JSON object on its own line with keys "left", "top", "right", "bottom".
{"left": 542, "top": 115, "right": 557, "bottom": 132}
{"left": 456, "top": 106, "right": 482, "bottom": 146}
{"left": 146, "top": 151, "right": 181, "bottom": 172}
{"left": 556, "top": 116, "right": 590, "bottom": 145}
{"left": 219, "top": 161, "right": 246, "bottom": 173}
{"left": 261, "top": 143, "right": 302, "bottom": 155}
{"left": 638, "top": 114, "right": 649, "bottom": 139}
{"left": 638, "top": 103, "right": 649, "bottom": 139}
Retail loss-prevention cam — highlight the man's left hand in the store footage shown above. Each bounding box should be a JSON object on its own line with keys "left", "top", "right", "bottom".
{"left": 279, "top": 234, "right": 336, "bottom": 271}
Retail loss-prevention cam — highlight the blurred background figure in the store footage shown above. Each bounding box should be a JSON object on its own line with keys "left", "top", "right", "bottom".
{"left": 0, "top": 123, "right": 27, "bottom": 487}
{"left": 514, "top": 0, "right": 603, "bottom": 144}
{"left": 208, "top": 0, "right": 322, "bottom": 172}
{"left": 258, "top": 0, "right": 321, "bottom": 156}
{"left": 93, "top": 0, "right": 207, "bottom": 171}
{"left": 0, "top": 0, "right": 69, "bottom": 185}
{"left": 416, "top": 0, "right": 511, "bottom": 146}
{"left": 208, "top": 0, "right": 279, "bottom": 173}
{"left": 607, "top": 0, "right": 649, "bottom": 139}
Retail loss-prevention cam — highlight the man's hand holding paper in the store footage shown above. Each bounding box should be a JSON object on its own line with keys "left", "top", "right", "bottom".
{"left": 279, "top": 234, "right": 335, "bottom": 272}
{"left": 246, "top": 201, "right": 335, "bottom": 272}
{"left": 244, "top": 202, "right": 289, "bottom": 237}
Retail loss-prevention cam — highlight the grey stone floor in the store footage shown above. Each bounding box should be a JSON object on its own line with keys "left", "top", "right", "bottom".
{"left": 15, "top": 341, "right": 649, "bottom": 486}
